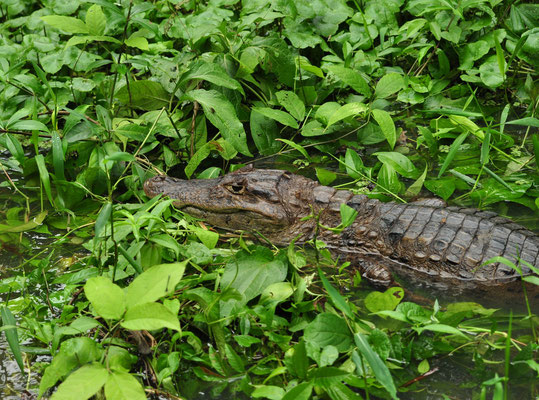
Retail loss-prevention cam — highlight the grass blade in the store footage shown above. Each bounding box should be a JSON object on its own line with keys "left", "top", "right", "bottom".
{"left": 438, "top": 132, "right": 469, "bottom": 177}
{"left": 35, "top": 154, "right": 54, "bottom": 206}
{"left": 1, "top": 306, "right": 24, "bottom": 373}
{"left": 354, "top": 334, "right": 398, "bottom": 399}
{"left": 318, "top": 268, "right": 352, "bottom": 318}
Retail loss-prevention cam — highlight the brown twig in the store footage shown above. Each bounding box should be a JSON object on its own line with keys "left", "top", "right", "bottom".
{"left": 189, "top": 82, "right": 202, "bottom": 158}
{"left": 38, "top": 110, "right": 102, "bottom": 126}
{"left": 0, "top": 129, "right": 52, "bottom": 138}
{"left": 401, "top": 367, "right": 440, "bottom": 387}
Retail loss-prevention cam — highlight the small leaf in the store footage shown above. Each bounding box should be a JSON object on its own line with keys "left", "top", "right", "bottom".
{"left": 250, "top": 110, "right": 280, "bottom": 155}
{"left": 506, "top": 117, "right": 539, "bottom": 128}
{"left": 116, "top": 80, "right": 169, "bottom": 110}
{"left": 344, "top": 149, "right": 364, "bottom": 179}
{"left": 276, "top": 139, "right": 310, "bottom": 160}
{"left": 282, "top": 382, "right": 313, "bottom": 400}
{"left": 315, "top": 168, "right": 337, "bottom": 185}
{"left": 301, "top": 120, "right": 325, "bottom": 136}
{"left": 185, "top": 143, "right": 211, "bottom": 178}
{"left": 252, "top": 107, "right": 299, "bottom": 129}
{"left": 375, "top": 73, "right": 406, "bottom": 98}
{"left": 414, "top": 323, "right": 468, "bottom": 339}
{"left": 11, "top": 120, "right": 49, "bottom": 132}
{"left": 375, "top": 152, "right": 417, "bottom": 178}
{"left": 0, "top": 211, "right": 47, "bottom": 233}
{"left": 318, "top": 268, "right": 353, "bottom": 318}
{"left": 480, "top": 130, "right": 491, "bottom": 165}
{"left": 287, "top": 340, "right": 308, "bottom": 379}
{"left": 448, "top": 115, "right": 484, "bottom": 139}
{"left": 326, "top": 103, "right": 367, "bottom": 128}
{"left": 180, "top": 61, "right": 244, "bottom": 93}
{"left": 121, "top": 302, "right": 181, "bottom": 331}
{"left": 125, "top": 35, "right": 149, "bottom": 50}
{"left": 51, "top": 131, "right": 65, "bottom": 181}
{"left": 185, "top": 89, "right": 251, "bottom": 156}
{"left": 41, "top": 15, "right": 89, "bottom": 34}
{"left": 225, "top": 344, "right": 245, "bottom": 373}
{"left": 95, "top": 203, "right": 112, "bottom": 238}
{"left": 304, "top": 313, "right": 352, "bottom": 352}
{"left": 364, "top": 287, "right": 404, "bottom": 313}
{"left": 418, "top": 359, "right": 430, "bottom": 374}
{"left": 371, "top": 109, "right": 396, "bottom": 149}
{"left": 325, "top": 65, "right": 371, "bottom": 96}
{"left": 260, "top": 282, "right": 294, "bottom": 305}
{"left": 405, "top": 165, "right": 427, "bottom": 197}
{"left": 275, "top": 90, "right": 305, "bottom": 120}
{"left": 340, "top": 203, "right": 358, "bottom": 228}
{"left": 252, "top": 385, "right": 285, "bottom": 399}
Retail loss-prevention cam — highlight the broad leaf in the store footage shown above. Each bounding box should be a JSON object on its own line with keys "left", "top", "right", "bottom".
{"left": 180, "top": 61, "right": 244, "bottom": 94}
{"left": 84, "top": 276, "right": 126, "bottom": 320}
{"left": 104, "top": 370, "right": 146, "bottom": 400}
{"left": 126, "top": 261, "right": 187, "bottom": 308}
{"left": 122, "top": 302, "right": 181, "bottom": 331}
{"left": 50, "top": 363, "right": 108, "bottom": 400}
{"left": 41, "top": 15, "right": 89, "bottom": 34}
{"left": 275, "top": 90, "right": 305, "bottom": 121}
{"left": 185, "top": 89, "right": 251, "bottom": 156}
{"left": 116, "top": 80, "right": 169, "bottom": 110}
{"left": 304, "top": 313, "right": 352, "bottom": 352}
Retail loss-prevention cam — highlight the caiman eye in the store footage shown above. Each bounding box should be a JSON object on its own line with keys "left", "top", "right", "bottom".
{"left": 226, "top": 183, "right": 246, "bottom": 194}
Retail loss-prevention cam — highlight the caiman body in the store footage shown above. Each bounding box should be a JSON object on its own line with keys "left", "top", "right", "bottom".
{"left": 144, "top": 167, "right": 539, "bottom": 295}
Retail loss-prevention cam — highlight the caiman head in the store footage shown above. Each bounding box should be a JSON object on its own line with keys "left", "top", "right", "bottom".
{"left": 143, "top": 166, "right": 321, "bottom": 244}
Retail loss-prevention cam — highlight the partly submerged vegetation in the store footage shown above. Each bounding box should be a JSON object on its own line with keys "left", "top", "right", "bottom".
{"left": 0, "top": 0, "right": 538, "bottom": 399}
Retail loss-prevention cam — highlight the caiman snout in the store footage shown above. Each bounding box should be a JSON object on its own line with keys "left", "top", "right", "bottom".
{"left": 144, "top": 175, "right": 188, "bottom": 199}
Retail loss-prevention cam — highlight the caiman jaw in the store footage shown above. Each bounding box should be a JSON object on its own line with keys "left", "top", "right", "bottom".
{"left": 143, "top": 171, "right": 300, "bottom": 238}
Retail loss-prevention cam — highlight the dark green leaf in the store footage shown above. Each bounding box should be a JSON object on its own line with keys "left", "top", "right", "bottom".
{"left": 325, "top": 65, "right": 371, "bottom": 96}
{"left": 282, "top": 382, "right": 313, "bottom": 400}
{"left": 252, "top": 107, "right": 299, "bottom": 129}
{"left": 276, "top": 90, "right": 305, "bottom": 121}
{"left": 180, "top": 61, "right": 244, "bottom": 94}
{"left": 116, "top": 80, "right": 169, "bottom": 110}
{"left": 185, "top": 89, "right": 251, "bottom": 156}
{"left": 1, "top": 307, "right": 24, "bottom": 373}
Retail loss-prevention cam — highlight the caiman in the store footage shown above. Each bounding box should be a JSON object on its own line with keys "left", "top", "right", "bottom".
{"left": 144, "top": 166, "right": 539, "bottom": 301}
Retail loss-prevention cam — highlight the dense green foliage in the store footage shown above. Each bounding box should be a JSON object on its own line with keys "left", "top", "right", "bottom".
{"left": 0, "top": 0, "right": 538, "bottom": 399}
